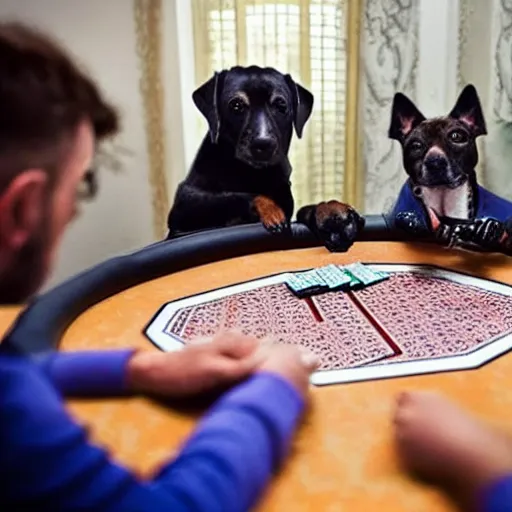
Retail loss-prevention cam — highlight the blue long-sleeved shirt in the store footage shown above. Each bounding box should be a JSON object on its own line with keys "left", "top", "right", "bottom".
{"left": 0, "top": 346, "right": 304, "bottom": 511}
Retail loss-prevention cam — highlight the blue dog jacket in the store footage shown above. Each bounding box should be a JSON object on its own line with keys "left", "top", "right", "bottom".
{"left": 387, "top": 180, "right": 512, "bottom": 230}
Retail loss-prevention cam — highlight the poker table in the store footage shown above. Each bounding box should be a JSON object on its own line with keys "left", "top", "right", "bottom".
{"left": 3, "top": 215, "right": 512, "bottom": 512}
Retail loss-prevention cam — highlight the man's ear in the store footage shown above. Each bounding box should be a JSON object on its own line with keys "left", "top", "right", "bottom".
{"left": 388, "top": 92, "right": 426, "bottom": 143}
{"left": 0, "top": 170, "right": 47, "bottom": 250}
{"left": 448, "top": 84, "right": 487, "bottom": 137}
{"left": 192, "top": 71, "right": 227, "bottom": 144}
{"left": 285, "top": 75, "right": 314, "bottom": 138}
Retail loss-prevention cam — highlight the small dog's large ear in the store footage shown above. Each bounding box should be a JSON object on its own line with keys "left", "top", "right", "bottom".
{"left": 192, "top": 71, "right": 226, "bottom": 144}
{"left": 285, "top": 75, "right": 314, "bottom": 138}
{"left": 388, "top": 92, "right": 426, "bottom": 142}
{"left": 448, "top": 84, "right": 487, "bottom": 137}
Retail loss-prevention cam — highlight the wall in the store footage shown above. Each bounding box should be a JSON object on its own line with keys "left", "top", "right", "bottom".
{"left": 0, "top": 0, "right": 157, "bottom": 289}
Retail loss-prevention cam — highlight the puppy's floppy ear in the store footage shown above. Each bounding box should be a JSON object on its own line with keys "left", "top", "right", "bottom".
{"left": 285, "top": 74, "right": 314, "bottom": 138}
{"left": 388, "top": 93, "right": 426, "bottom": 143}
{"left": 192, "top": 71, "right": 227, "bottom": 144}
{"left": 448, "top": 84, "right": 487, "bottom": 137}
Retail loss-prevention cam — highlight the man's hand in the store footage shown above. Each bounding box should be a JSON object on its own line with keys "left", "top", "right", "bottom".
{"left": 259, "top": 344, "right": 320, "bottom": 396}
{"left": 126, "top": 331, "right": 264, "bottom": 397}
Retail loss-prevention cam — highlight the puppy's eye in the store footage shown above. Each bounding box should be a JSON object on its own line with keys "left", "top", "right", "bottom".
{"left": 449, "top": 130, "right": 468, "bottom": 144}
{"left": 409, "top": 140, "right": 423, "bottom": 151}
{"left": 228, "top": 98, "right": 247, "bottom": 114}
{"left": 271, "top": 97, "right": 288, "bottom": 114}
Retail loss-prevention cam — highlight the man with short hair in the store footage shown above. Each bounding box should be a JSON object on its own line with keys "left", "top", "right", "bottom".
{"left": 0, "top": 22, "right": 317, "bottom": 511}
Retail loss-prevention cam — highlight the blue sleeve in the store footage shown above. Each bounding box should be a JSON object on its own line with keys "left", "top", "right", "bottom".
{"left": 476, "top": 184, "right": 512, "bottom": 222}
{"left": 481, "top": 475, "right": 512, "bottom": 512}
{"left": 0, "top": 354, "right": 304, "bottom": 512}
{"left": 32, "top": 349, "right": 136, "bottom": 396}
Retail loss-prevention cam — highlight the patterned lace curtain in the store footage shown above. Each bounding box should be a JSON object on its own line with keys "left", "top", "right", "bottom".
{"left": 458, "top": 0, "right": 512, "bottom": 202}
{"left": 191, "top": 0, "right": 349, "bottom": 210}
{"left": 359, "top": 0, "right": 419, "bottom": 214}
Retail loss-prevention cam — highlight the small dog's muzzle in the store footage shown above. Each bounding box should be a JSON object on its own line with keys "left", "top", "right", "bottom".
{"left": 421, "top": 154, "right": 464, "bottom": 187}
{"left": 424, "top": 154, "right": 449, "bottom": 173}
{"left": 250, "top": 137, "right": 278, "bottom": 162}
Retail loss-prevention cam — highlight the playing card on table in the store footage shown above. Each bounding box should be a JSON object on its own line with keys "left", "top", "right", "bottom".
{"left": 343, "top": 262, "right": 389, "bottom": 287}
{"left": 316, "top": 264, "right": 353, "bottom": 291}
{"left": 285, "top": 269, "right": 329, "bottom": 297}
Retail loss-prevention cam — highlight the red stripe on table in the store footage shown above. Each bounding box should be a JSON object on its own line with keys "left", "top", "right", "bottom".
{"left": 347, "top": 291, "right": 403, "bottom": 357}
{"left": 305, "top": 297, "right": 324, "bottom": 323}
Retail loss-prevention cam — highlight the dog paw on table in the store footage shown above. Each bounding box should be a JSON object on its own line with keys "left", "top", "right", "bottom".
{"left": 252, "top": 195, "right": 291, "bottom": 234}
{"left": 297, "top": 200, "right": 365, "bottom": 252}
{"left": 395, "top": 211, "right": 431, "bottom": 236}
{"left": 396, "top": 209, "right": 512, "bottom": 256}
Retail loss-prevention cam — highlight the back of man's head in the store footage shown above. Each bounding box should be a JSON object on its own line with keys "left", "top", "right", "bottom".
{"left": 0, "top": 22, "right": 120, "bottom": 303}
{"left": 0, "top": 22, "right": 119, "bottom": 189}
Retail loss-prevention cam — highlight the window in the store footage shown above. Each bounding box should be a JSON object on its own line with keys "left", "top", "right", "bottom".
{"left": 191, "top": 0, "right": 351, "bottom": 209}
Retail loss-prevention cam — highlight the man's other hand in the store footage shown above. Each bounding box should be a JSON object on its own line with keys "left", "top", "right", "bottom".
{"left": 126, "top": 330, "right": 263, "bottom": 397}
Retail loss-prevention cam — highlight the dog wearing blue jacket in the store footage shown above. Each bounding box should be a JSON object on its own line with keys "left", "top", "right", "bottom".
{"left": 386, "top": 84, "right": 512, "bottom": 254}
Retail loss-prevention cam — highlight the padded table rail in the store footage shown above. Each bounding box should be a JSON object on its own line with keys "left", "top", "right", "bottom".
{"left": 4, "top": 214, "right": 408, "bottom": 354}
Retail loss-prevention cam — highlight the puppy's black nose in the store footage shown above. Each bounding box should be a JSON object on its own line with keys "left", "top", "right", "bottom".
{"left": 424, "top": 155, "right": 448, "bottom": 172}
{"left": 250, "top": 138, "right": 277, "bottom": 160}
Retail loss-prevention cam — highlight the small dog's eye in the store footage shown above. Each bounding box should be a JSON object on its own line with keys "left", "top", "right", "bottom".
{"left": 271, "top": 97, "right": 288, "bottom": 114}
{"left": 449, "top": 130, "right": 468, "bottom": 144}
{"left": 410, "top": 140, "right": 423, "bottom": 151}
{"left": 229, "top": 98, "right": 247, "bottom": 114}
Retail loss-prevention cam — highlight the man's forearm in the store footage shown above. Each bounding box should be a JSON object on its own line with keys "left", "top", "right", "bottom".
{"left": 149, "top": 372, "right": 305, "bottom": 512}
{"left": 3, "top": 354, "right": 305, "bottom": 512}
{"left": 29, "top": 349, "right": 307, "bottom": 510}
{"left": 32, "top": 350, "right": 136, "bottom": 396}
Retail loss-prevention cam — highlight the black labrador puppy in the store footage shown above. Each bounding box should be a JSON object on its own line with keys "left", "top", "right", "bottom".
{"left": 167, "top": 65, "right": 364, "bottom": 252}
